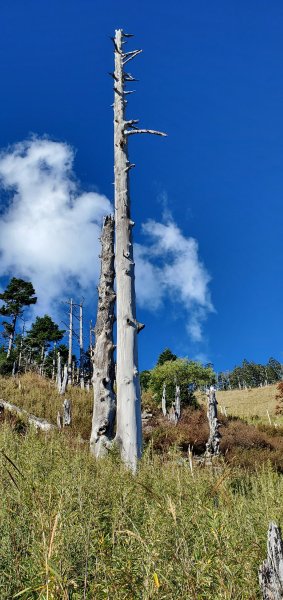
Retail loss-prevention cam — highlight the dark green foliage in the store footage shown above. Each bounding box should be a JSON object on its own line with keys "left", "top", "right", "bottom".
{"left": 0, "top": 278, "right": 37, "bottom": 354}
{"left": 140, "top": 370, "right": 151, "bottom": 391}
{"left": 156, "top": 347, "right": 177, "bottom": 366}
{"left": 219, "top": 357, "right": 283, "bottom": 390}
{"left": 0, "top": 278, "right": 37, "bottom": 316}
{"left": 27, "top": 315, "right": 64, "bottom": 352}
{"left": 149, "top": 358, "right": 215, "bottom": 407}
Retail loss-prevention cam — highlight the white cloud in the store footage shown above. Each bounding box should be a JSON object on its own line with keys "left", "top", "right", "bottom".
{"left": 0, "top": 137, "right": 214, "bottom": 343}
{"left": 0, "top": 138, "right": 111, "bottom": 316}
{"left": 135, "top": 219, "right": 214, "bottom": 341}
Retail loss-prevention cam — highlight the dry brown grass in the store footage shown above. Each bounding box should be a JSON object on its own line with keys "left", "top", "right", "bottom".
{"left": 0, "top": 372, "right": 93, "bottom": 438}
{"left": 197, "top": 384, "right": 283, "bottom": 426}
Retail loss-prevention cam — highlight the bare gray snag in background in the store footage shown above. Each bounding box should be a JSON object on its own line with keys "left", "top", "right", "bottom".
{"left": 57, "top": 351, "right": 62, "bottom": 392}
{"left": 161, "top": 383, "right": 167, "bottom": 416}
{"left": 67, "top": 299, "right": 73, "bottom": 386}
{"left": 63, "top": 398, "right": 71, "bottom": 427}
{"left": 79, "top": 301, "right": 84, "bottom": 389}
{"left": 90, "top": 215, "right": 116, "bottom": 457}
{"left": 205, "top": 386, "right": 220, "bottom": 456}
{"left": 113, "top": 29, "right": 166, "bottom": 472}
{"left": 259, "top": 522, "right": 283, "bottom": 600}
{"left": 60, "top": 364, "right": 68, "bottom": 395}
{"left": 175, "top": 385, "right": 181, "bottom": 421}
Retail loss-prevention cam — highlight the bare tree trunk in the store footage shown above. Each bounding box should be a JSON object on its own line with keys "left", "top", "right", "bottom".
{"left": 68, "top": 299, "right": 73, "bottom": 385}
{"left": 52, "top": 342, "right": 56, "bottom": 381}
{"left": 161, "top": 383, "right": 166, "bottom": 416}
{"left": 205, "top": 386, "right": 221, "bottom": 456}
{"left": 7, "top": 314, "right": 17, "bottom": 358}
{"left": 259, "top": 522, "right": 283, "bottom": 599}
{"left": 63, "top": 398, "right": 71, "bottom": 427}
{"left": 57, "top": 351, "right": 62, "bottom": 392}
{"left": 175, "top": 385, "right": 181, "bottom": 420}
{"left": 60, "top": 365, "right": 68, "bottom": 395}
{"left": 113, "top": 29, "right": 165, "bottom": 472}
{"left": 79, "top": 302, "right": 84, "bottom": 389}
{"left": 90, "top": 215, "right": 116, "bottom": 457}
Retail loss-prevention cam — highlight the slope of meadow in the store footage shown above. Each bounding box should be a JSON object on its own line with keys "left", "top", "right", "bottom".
{"left": 1, "top": 375, "right": 283, "bottom": 597}
{"left": 216, "top": 384, "right": 281, "bottom": 424}
{"left": 1, "top": 424, "right": 283, "bottom": 599}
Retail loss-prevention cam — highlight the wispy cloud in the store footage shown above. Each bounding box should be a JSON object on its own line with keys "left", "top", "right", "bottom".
{"left": 0, "top": 137, "right": 214, "bottom": 343}
{"left": 136, "top": 219, "right": 214, "bottom": 341}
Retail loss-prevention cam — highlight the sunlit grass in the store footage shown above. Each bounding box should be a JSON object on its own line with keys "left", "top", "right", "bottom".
{"left": 0, "top": 424, "right": 282, "bottom": 599}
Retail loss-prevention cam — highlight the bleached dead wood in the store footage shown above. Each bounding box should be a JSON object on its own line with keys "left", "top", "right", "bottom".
{"left": 60, "top": 365, "right": 68, "bottom": 395}
{"left": 113, "top": 29, "right": 165, "bottom": 472}
{"left": 205, "top": 386, "right": 221, "bottom": 456}
{"left": 57, "top": 351, "right": 62, "bottom": 392}
{"left": 175, "top": 385, "right": 181, "bottom": 420}
{"left": 259, "top": 522, "right": 283, "bottom": 599}
{"left": 63, "top": 399, "right": 71, "bottom": 427}
{"left": 90, "top": 215, "right": 116, "bottom": 457}
{"left": 161, "top": 383, "right": 167, "bottom": 416}
{"left": 67, "top": 299, "right": 73, "bottom": 385}
{"left": 0, "top": 399, "right": 55, "bottom": 431}
{"left": 79, "top": 302, "right": 84, "bottom": 389}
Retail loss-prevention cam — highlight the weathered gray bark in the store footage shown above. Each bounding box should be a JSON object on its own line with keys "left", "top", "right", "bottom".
{"left": 60, "top": 365, "right": 68, "bottom": 395}
{"left": 67, "top": 299, "right": 73, "bottom": 385}
{"left": 63, "top": 398, "right": 71, "bottom": 427}
{"left": 90, "top": 215, "right": 116, "bottom": 457}
{"left": 0, "top": 399, "right": 55, "bottom": 431}
{"left": 175, "top": 385, "right": 181, "bottom": 420}
{"left": 7, "top": 314, "right": 17, "bottom": 358}
{"left": 52, "top": 342, "right": 56, "bottom": 381}
{"left": 161, "top": 383, "right": 167, "bottom": 416}
{"left": 113, "top": 29, "right": 166, "bottom": 472}
{"left": 79, "top": 302, "right": 84, "bottom": 389}
{"left": 259, "top": 522, "right": 283, "bottom": 599}
{"left": 205, "top": 386, "right": 221, "bottom": 456}
{"left": 57, "top": 351, "right": 62, "bottom": 393}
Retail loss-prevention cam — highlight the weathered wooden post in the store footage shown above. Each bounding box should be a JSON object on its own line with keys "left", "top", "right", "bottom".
{"left": 90, "top": 215, "right": 116, "bottom": 457}
{"left": 259, "top": 522, "right": 283, "bottom": 599}
{"left": 205, "top": 386, "right": 221, "bottom": 456}
{"left": 112, "top": 29, "right": 166, "bottom": 472}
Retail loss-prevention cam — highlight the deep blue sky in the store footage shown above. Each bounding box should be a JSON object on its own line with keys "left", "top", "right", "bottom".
{"left": 0, "top": 0, "right": 283, "bottom": 372}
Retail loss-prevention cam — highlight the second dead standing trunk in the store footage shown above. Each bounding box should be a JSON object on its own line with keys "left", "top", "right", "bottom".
{"left": 90, "top": 216, "right": 116, "bottom": 457}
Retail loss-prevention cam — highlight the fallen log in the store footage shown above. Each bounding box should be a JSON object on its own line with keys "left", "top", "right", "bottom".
{"left": 0, "top": 399, "right": 56, "bottom": 432}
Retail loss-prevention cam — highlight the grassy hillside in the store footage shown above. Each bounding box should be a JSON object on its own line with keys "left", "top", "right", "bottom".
{"left": 216, "top": 384, "right": 281, "bottom": 424}
{"left": 1, "top": 374, "right": 283, "bottom": 597}
{"left": 1, "top": 424, "right": 283, "bottom": 599}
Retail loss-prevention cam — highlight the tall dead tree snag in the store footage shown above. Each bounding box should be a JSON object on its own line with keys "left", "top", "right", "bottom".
{"left": 205, "top": 386, "right": 221, "bottom": 457}
{"left": 113, "top": 29, "right": 166, "bottom": 472}
{"left": 90, "top": 215, "right": 116, "bottom": 457}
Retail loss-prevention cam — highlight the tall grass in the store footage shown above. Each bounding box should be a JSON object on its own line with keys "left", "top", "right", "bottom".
{"left": 1, "top": 425, "right": 283, "bottom": 599}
